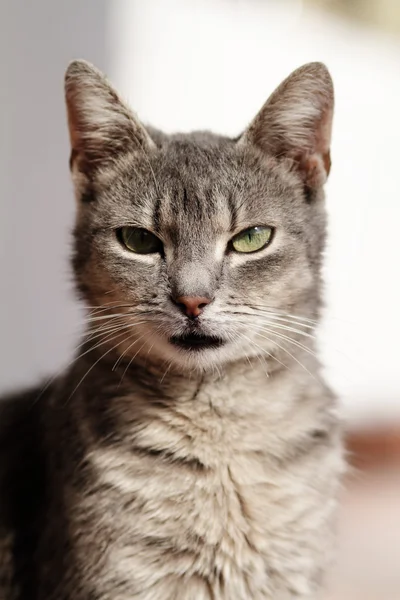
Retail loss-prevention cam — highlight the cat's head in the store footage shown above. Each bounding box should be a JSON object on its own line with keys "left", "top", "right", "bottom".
{"left": 65, "top": 60, "right": 333, "bottom": 374}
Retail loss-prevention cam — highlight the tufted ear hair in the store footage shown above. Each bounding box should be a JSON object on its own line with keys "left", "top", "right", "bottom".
{"left": 239, "top": 62, "right": 334, "bottom": 190}
{"left": 65, "top": 60, "right": 155, "bottom": 178}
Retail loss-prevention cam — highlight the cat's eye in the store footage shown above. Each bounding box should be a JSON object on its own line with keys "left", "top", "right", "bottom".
{"left": 231, "top": 226, "right": 273, "bottom": 254}
{"left": 118, "top": 227, "right": 163, "bottom": 254}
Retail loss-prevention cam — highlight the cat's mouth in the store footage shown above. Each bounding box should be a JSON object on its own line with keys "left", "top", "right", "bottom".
{"left": 170, "top": 332, "right": 225, "bottom": 351}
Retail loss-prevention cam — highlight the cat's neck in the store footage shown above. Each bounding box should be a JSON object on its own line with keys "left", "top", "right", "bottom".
{"left": 77, "top": 343, "right": 288, "bottom": 403}
{"left": 65, "top": 342, "right": 320, "bottom": 458}
{"left": 70, "top": 331, "right": 319, "bottom": 406}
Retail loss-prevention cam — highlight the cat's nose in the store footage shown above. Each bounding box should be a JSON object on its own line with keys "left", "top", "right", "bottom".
{"left": 173, "top": 295, "right": 212, "bottom": 319}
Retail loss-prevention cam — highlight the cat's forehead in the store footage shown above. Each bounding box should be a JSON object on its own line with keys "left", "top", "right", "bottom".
{"left": 104, "top": 136, "right": 241, "bottom": 234}
{"left": 97, "top": 133, "right": 299, "bottom": 236}
{"left": 154, "top": 138, "right": 237, "bottom": 232}
{"left": 151, "top": 137, "right": 299, "bottom": 232}
{"left": 158, "top": 136, "right": 240, "bottom": 184}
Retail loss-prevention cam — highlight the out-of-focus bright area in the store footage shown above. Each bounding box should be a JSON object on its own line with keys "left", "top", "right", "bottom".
{"left": 1, "top": 0, "right": 399, "bottom": 598}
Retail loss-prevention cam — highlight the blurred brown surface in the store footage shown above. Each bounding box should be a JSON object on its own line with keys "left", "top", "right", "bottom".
{"left": 325, "top": 424, "right": 400, "bottom": 599}
{"left": 346, "top": 426, "right": 400, "bottom": 470}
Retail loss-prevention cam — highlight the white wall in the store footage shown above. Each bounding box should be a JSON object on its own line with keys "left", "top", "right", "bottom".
{"left": 109, "top": 0, "right": 400, "bottom": 423}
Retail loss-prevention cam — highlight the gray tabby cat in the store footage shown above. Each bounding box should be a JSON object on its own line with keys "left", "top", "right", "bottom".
{"left": 0, "top": 61, "right": 344, "bottom": 600}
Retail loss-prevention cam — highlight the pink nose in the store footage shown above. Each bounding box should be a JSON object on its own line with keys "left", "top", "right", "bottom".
{"left": 174, "top": 296, "right": 212, "bottom": 318}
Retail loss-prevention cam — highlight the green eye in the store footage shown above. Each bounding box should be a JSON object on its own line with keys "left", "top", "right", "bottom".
{"left": 118, "top": 227, "right": 162, "bottom": 254}
{"left": 231, "top": 226, "right": 273, "bottom": 253}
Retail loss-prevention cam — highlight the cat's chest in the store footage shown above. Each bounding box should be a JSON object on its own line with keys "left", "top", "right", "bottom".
{"left": 76, "top": 374, "right": 314, "bottom": 598}
{"left": 87, "top": 442, "right": 273, "bottom": 598}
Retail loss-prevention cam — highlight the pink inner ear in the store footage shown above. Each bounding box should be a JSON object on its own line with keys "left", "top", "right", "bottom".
{"left": 297, "top": 106, "right": 333, "bottom": 188}
{"left": 300, "top": 153, "right": 331, "bottom": 189}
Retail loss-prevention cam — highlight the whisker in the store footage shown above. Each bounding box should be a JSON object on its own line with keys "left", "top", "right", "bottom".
{"left": 35, "top": 322, "right": 147, "bottom": 404}
{"left": 251, "top": 313, "right": 316, "bottom": 330}
{"left": 236, "top": 333, "right": 271, "bottom": 376}
{"left": 234, "top": 317, "right": 316, "bottom": 339}
{"left": 248, "top": 302, "right": 359, "bottom": 328}
{"left": 238, "top": 331, "right": 288, "bottom": 373}
{"left": 85, "top": 321, "right": 145, "bottom": 344}
{"left": 236, "top": 316, "right": 360, "bottom": 379}
{"left": 233, "top": 308, "right": 318, "bottom": 328}
{"left": 160, "top": 360, "right": 173, "bottom": 384}
{"left": 243, "top": 320, "right": 317, "bottom": 357}
{"left": 252, "top": 325, "right": 318, "bottom": 359}
{"left": 119, "top": 335, "right": 149, "bottom": 385}
{"left": 112, "top": 330, "right": 147, "bottom": 371}
{"left": 245, "top": 326, "right": 318, "bottom": 381}
{"left": 66, "top": 329, "right": 135, "bottom": 403}
{"left": 85, "top": 312, "right": 133, "bottom": 323}
{"left": 85, "top": 323, "right": 126, "bottom": 342}
{"left": 226, "top": 302, "right": 319, "bottom": 325}
{"left": 85, "top": 304, "right": 133, "bottom": 316}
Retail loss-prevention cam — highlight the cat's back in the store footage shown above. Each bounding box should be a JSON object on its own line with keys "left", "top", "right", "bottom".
{"left": 0, "top": 386, "right": 48, "bottom": 600}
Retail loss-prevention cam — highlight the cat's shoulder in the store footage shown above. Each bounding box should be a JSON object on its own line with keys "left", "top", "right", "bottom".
{"left": 0, "top": 385, "right": 50, "bottom": 599}
{"left": 0, "top": 385, "right": 49, "bottom": 520}
{"left": 0, "top": 385, "right": 45, "bottom": 456}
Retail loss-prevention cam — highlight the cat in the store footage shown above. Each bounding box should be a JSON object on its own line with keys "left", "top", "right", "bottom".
{"left": 0, "top": 60, "right": 344, "bottom": 600}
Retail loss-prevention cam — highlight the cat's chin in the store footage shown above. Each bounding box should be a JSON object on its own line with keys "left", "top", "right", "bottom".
{"left": 152, "top": 335, "right": 254, "bottom": 375}
{"left": 117, "top": 320, "right": 272, "bottom": 374}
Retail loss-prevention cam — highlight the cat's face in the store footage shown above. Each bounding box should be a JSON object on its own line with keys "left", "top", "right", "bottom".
{"left": 66, "top": 61, "right": 333, "bottom": 373}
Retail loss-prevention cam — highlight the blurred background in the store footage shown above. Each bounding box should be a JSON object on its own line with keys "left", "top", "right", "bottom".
{"left": 1, "top": 1, "right": 399, "bottom": 598}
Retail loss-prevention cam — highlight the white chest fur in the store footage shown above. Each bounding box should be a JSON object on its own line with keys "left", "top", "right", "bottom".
{"left": 83, "top": 365, "right": 342, "bottom": 599}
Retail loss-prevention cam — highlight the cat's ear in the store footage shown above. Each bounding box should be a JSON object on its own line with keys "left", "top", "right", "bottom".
{"left": 239, "top": 62, "right": 334, "bottom": 189}
{"left": 65, "top": 60, "right": 155, "bottom": 176}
